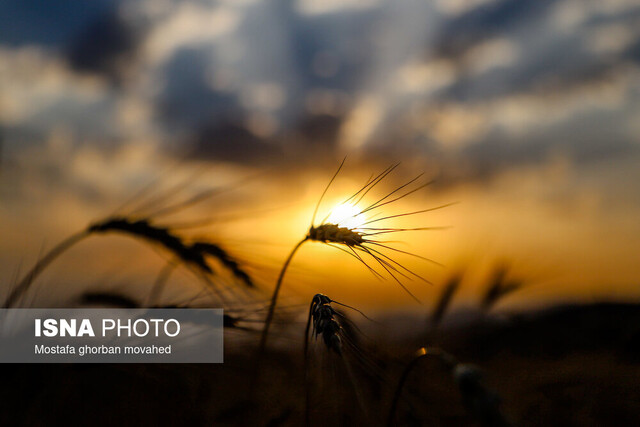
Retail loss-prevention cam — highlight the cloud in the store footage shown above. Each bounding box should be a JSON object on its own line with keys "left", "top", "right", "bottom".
{"left": 0, "top": 0, "right": 114, "bottom": 48}
{"left": 296, "top": 0, "right": 381, "bottom": 15}
{"left": 0, "top": 0, "right": 639, "bottom": 180}
{"left": 65, "top": 9, "right": 138, "bottom": 82}
{"left": 142, "top": 3, "right": 240, "bottom": 67}
{"left": 189, "top": 120, "right": 283, "bottom": 165}
{"left": 0, "top": 48, "right": 114, "bottom": 135}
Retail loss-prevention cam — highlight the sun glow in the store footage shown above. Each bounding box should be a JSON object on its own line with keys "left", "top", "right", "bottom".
{"left": 327, "top": 202, "right": 366, "bottom": 229}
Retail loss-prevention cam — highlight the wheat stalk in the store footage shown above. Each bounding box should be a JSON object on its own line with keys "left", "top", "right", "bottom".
{"left": 387, "top": 346, "right": 511, "bottom": 426}
{"left": 90, "top": 217, "right": 212, "bottom": 271}
{"left": 78, "top": 290, "right": 251, "bottom": 331}
{"left": 4, "top": 230, "right": 90, "bottom": 308}
{"left": 429, "top": 273, "right": 461, "bottom": 334}
{"left": 258, "top": 159, "right": 453, "bottom": 352}
{"left": 5, "top": 207, "right": 254, "bottom": 308}
{"left": 303, "top": 293, "right": 373, "bottom": 425}
{"left": 480, "top": 263, "right": 523, "bottom": 312}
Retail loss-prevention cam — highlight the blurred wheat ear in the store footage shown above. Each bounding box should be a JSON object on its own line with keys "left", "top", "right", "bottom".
{"left": 78, "top": 291, "right": 250, "bottom": 330}
{"left": 480, "top": 262, "right": 524, "bottom": 312}
{"left": 4, "top": 182, "right": 254, "bottom": 308}
{"left": 388, "top": 346, "right": 511, "bottom": 427}
{"left": 429, "top": 273, "right": 462, "bottom": 333}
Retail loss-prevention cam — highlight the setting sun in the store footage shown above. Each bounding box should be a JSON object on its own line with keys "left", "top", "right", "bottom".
{"left": 326, "top": 202, "right": 366, "bottom": 229}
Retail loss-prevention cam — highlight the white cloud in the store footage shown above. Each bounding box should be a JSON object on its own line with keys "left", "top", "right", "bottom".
{"left": 143, "top": 4, "right": 240, "bottom": 67}
{"left": 0, "top": 47, "right": 109, "bottom": 128}
{"left": 240, "top": 83, "right": 287, "bottom": 111}
{"left": 339, "top": 95, "right": 383, "bottom": 150}
{"left": 587, "top": 23, "right": 639, "bottom": 54}
{"left": 397, "top": 59, "right": 456, "bottom": 94}
{"left": 296, "top": 0, "right": 381, "bottom": 16}
{"left": 435, "top": 0, "right": 498, "bottom": 17}
{"left": 463, "top": 38, "right": 520, "bottom": 75}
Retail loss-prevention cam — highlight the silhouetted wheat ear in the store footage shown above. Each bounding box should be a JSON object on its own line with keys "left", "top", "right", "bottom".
{"left": 88, "top": 219, "right": 255, "bottom": 290}
{"left": 80, "top": 291, "right": 141, "bottom": 309}
{"left": 258, "top": 159, "right": 453, "bottom": 353}
{"left": 191, "top": 242, "right": 254, "bottom": 288}
{"left": 304, "top": 293, "right": 373, "bottom": 358}
{"left": 304, "top": 293, "right": 342, "bottom": 425}
{"left": 304, "top": 293, "right": 375, "bottom": 424}
{"left": 308, "top": 224, "right": 364, "bottom": 246}
{"left": 305, "top": 293, "right": 343, "bottom": 355}
{"left": 4, "top": 169, "right": 262, "bottom": 309}
{"left": 88, "top": 217, "right": 212, "bottom": 273}
{"left": 5, "top": 214, "right": 256, "bottom": 308}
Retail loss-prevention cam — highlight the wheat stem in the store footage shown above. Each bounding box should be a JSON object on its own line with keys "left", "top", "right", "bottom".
{"left": 258, "top": 236, "right": 309, "bottom": 353}
{"left": 303, "top": 297, "right": 315, "bottom": 426}
{"left": 4, "top": 230, "right": 90, "bottom": 308}
{"left": 146, "top": 260, "right": 177, "bottom": 307}
{"left": 387, "top": 347, "right": 459, "bottom": 426}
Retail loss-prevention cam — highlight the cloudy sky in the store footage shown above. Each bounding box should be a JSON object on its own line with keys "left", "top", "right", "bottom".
{"left": 1, "top": 0, "right": 639, "bottom": 310}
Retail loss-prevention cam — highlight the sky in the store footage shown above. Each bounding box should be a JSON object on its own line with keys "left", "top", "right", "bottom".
{"left": 1, "top": 0, "right": 639, "bottom": 312}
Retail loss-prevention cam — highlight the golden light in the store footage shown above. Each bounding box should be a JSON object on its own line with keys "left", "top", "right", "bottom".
{"left": 326, "top": 202, "right": 366, "bottom": 229}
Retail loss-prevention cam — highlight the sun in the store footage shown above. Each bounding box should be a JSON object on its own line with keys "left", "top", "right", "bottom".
{"left": 327, "top": 202, "right": 366, "bottom": 229}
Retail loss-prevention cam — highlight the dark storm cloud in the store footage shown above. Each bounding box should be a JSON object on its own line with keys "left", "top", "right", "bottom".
{"left": 293, "top": 114, "right": 343, "bottom": 145}
{"left": 624, "top": 37, "right": 640, "bottom": 63}
{"left": 442, "top": 46, "right": 619, "bottom": 103}
{"left": 1, "top": 0, "right": 639, "bottom": 182}
{"left": 460, "top": 129, "right": 640, "bottom": 186}
{"left": 428, "top": 0, "right": 555, "bottom": 69}
{"left": 66, "top": 10, "right": 138, "bottom": 82}
{"left": 189, "top": 121, "right": 283, "bottom": 165}
{"left": 152, "top": 2, "right": 372, "bottom": 164}
{"left": 431, "top": 0, "right": 636, "bottom": 103}
{"left": 160, "top": 1, "right": 374, "bottom": 132}
{"left": 0, "top": 0, "right": 114, "bottom": 47}
{"left": 288, "top": 11, "right": 377, "bottom": 91}
{"left": 0, "top": 0, "right": 138, "bottom": 84}
{"left": 158, "top": 47, "right": 241, "bottom": 131}
{"left": 186, "top": 113, "right": 344, "bottom": 166}
{"left": 440, "top": 0, "right": 558, "bottom": 40}
{"left": 341, "top": 0, "right": 640, "bottom": 186}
